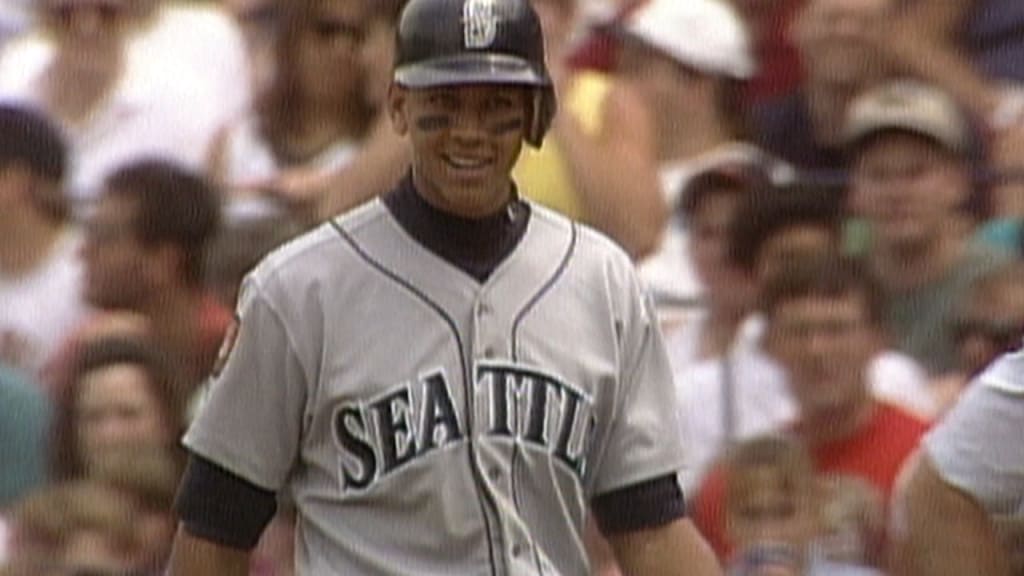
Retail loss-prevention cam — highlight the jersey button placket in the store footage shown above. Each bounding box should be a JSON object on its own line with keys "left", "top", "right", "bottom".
{"left": 474, "top": 299, "right": 499, "bottom": 359}
{"left": 487, "top": 466, "right": 502, "bottom": 481}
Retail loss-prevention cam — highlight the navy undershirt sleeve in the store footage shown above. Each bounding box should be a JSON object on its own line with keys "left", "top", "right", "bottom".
{"left": 590, "top": 473, "right": 687, "bottom": 535}
{"left": 174, "top": 453, "right": 278, "bottom": 550}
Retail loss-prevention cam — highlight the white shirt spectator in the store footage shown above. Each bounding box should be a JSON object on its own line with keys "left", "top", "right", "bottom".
{"left": 639, "top": 143, "right": 793, "bottom": 322}
{"left": 669, "top": 312, "right": 937, "bottom": 491}
{"left": 0, "top": 3, "right": 250, "bottom": 207}
{"left": 215, "top": 114, "right": 360, "bottom": 224}
{"left": 0, "top": 231, "right": 89, "bottom": 378}
{"left": 0, "top": 0, "right": 29, "bottom": 48}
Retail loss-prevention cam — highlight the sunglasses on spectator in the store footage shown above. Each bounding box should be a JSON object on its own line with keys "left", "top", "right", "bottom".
{"left": 952, "top": 317, "right": 1024, "bottom": 350}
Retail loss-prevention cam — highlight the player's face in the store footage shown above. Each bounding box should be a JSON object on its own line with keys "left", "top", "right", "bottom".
{"left": 80, "top": 194, "right": 153, "bottom": 310}
{"left": 389, "top": 83, "right": 529, "bottom": 218}
{"left": 766, "top": 293, "right": 876, "bottom": 417}
{"left": 74, "top": 362, "right": 170, "bottom": 472}
{"left": 850, "top": 132, "right": 970, "bottom": 251}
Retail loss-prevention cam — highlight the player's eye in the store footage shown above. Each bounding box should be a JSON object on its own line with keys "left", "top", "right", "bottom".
{"left": 426, "top": 92, "right": 460, "bottom": 110}
{"left": 485, "top": 96, "right": 517, "bottom": 113}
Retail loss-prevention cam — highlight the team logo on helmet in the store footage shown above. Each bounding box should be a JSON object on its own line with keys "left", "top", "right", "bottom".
{"left": 463, "top": 0, "right": 499, "bottom": 49}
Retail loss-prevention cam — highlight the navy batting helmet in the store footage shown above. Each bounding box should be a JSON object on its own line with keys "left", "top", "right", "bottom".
{"left": 393, "top": 0, "right": 557, "bottom": 147}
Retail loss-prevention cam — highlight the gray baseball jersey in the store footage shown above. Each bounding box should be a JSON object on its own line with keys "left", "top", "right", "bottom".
{"left": 184, "top": 198, "right": 687, "bottom": 575}
{"left": 924, "top": 347, "right": 1024, "bottom": 521}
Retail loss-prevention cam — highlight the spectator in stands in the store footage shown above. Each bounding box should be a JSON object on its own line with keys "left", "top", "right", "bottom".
{"left": 927, "top": 261, "right": 1024, "bottom": 413}
{"left": 0, "top": 0, "right": 250, "bottom": 207}
{"left": 729, "top": 0, "right": 805, "bottom": 106}
{"left": 816, "top": 476, "right": 886, "bottom": 568}
{"left": 209, "top": 0, "right": 374, "bottom": 224}
{"left": 223, "top": 0, "right": 280, "bottom": 102}
{"left": 51, "top": 336, "right": 186, "bottom": 481}
{"left": 90, "top": 449, "right": 182, "bottom": 575}
{"left": 75, "top": 160, "right": 229, "bottom": 389}
{"left": 0, "top": 104, "right": 87, "bottom": 379}
{"left": 0, "top": 364, "right": 49, "bottom": 510}
{"left": 4, "top": 481, "right": 143, "bottom": 576}
{"left": 753, "top": 0, "right": 892, "bottom": 182}
{"left": 232, "top": 0, "right": 412, "bottom": 227}
{"left": 890, "top": 346, "right": 1024, "bottom": 576}
{"left": 870, "top": 0, "right": 1024, "bottom": 216}
{"left": 613, "top": 0, "right": 790, "bottom": 315}
{"left": 0, "top": 0, "right": 29, "bottom": 48}
{"left": 953, "top": 262, "right": 1024, "bottom": 379}
{"left": 729, "top": 184, "right": 936, "bottom": 419}
{"left": 693, "top": 256, "right": 928, "bottom": 563}
{"left": 510, "top": 0, "right": 664, "bottom": 261}
{"left": 723, "top": 435, "right": 882, "bottom": 575}
{"left": 666, "top": 160, "right": 794, "bottom": 492}
{"left": 845, "top": 79, "right": 1011, "bottom": 376}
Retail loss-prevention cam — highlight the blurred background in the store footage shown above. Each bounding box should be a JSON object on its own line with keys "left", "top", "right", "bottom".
{"left": 1, "top": 0, "right": 1023, "bottom": 574}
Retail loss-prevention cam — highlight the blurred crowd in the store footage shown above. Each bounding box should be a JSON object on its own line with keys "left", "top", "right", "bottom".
{"left": 1, "top": 0, "right": 1023, "bottom": 574}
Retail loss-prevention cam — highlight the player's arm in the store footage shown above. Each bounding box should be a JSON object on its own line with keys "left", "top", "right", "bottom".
{"left": 606, "top": 518, "right": 721, "bottom": 576}
{"left": 168, "top": 526, "right": 250, "bottom": 576}
{"left": 168, "top": 454, "right": 279, "bottom": 576}
{"left": 890, "top": 454, "right": 1011, "bottom": 576}
{"left": 591, "top": 475, "right": 722, "bottom": 576}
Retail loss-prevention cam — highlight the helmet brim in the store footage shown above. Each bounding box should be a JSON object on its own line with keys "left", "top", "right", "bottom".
{"left": 393, "top": 53, "right": 551, "bottom": 89}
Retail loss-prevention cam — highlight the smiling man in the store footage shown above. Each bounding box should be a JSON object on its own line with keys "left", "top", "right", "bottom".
{"left": 167, "top": 0, "right": 720, "bottom": 575}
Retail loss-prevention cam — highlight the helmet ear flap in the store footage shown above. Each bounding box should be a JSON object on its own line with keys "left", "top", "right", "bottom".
{"left": 526, "top": 86, "right": 557, "bottom": 148}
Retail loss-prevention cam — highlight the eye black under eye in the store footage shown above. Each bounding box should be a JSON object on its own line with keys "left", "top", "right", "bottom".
{"left": 427, "top": 93, "right": 460, "bottom": 109}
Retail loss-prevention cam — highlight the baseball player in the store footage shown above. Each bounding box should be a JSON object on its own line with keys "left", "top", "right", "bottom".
{"left": 169, "top": 0, "right": 721, "bottom": 574}
{"left": 890, "top": 346, "right": 1024, "bottom": 575}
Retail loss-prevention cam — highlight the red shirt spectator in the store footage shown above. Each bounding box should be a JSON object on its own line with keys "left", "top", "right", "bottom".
{"left": 693, "top": 402, "right": 927, "bottom": 558}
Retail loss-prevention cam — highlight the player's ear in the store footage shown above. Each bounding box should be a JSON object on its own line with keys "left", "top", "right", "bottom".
{"left": 387, "top": 82, "right": 410, "bottom": 136}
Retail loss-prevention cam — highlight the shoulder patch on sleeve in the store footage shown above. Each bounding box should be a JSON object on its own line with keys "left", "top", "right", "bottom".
{"left": 211, "top": 314, "right": 240, "bottom": 379}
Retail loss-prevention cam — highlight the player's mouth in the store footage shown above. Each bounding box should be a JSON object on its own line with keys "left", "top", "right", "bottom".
{"left": 442, "top": 153, "right": 491, "bottom": 171}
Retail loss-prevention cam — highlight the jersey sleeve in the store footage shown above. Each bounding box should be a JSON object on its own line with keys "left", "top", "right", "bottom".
{"left": 183, "top": 275, "right": 310, "bottom": 492}
{"left": 588, "top": 265, "right": 688, "bottom": 497}
{"left": 924, "top": 353, "right": 1024, "bottom": 516}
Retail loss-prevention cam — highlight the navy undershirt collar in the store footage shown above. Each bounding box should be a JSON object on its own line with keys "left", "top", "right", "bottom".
{"left": 382, "top": 173, "right": 531, "bottom": 283}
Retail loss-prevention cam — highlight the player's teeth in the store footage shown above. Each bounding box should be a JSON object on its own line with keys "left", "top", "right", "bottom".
{"left": 447, "top": 156, "right": 487, "bottom": 168}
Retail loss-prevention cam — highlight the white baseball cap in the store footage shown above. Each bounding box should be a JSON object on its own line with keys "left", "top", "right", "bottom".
{"left": 620, "top": 0, "right": 755, "bottom": 80}
{"left": 844, "top": 80, "right": 971, "bottom": 154}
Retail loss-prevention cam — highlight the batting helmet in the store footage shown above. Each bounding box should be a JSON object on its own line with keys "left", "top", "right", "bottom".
{"left": 393, "top": 0, "right": 557, "bottom": 147}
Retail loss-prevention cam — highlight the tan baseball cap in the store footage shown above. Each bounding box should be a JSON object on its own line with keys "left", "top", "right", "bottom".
{"left": 843, "top": 80, "right": 971, "bottom": 154}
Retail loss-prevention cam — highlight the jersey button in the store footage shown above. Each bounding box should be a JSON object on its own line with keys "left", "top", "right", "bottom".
{"left": 483, "top": 347, "right": 498, "bottom": 359}
{"left": 487, "top": 467, "right": 502, "bottom": 481}
{"left": 511, "top": 543, "right": 524, "bottom": 558}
